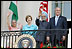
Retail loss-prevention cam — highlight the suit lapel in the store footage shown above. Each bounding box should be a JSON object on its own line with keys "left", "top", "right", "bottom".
{"left": 53, "top": 16, "right": 55, "bottom": 27}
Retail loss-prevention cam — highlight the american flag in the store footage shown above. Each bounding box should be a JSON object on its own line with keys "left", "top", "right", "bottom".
{"left": 39, "top": 1, "right": 50, "bottom": 22}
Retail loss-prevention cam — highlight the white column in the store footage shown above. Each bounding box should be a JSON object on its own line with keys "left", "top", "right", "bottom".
{"left": 1, "top": 36, "right": 3, "bottom": 48}
{"left": 48, "top": 1, "right": 52, "bottom": 22}
{"left": 68, "top": 28, "right": 71, "bottom": 48}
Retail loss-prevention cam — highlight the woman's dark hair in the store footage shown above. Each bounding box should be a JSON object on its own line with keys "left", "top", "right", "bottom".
{"left": 25, "top": 15, "right": 32, "bottom": 22}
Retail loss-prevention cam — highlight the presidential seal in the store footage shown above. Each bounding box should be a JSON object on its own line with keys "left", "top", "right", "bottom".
{"left": 14, "top": 34, "right": 36, "bottom": 48}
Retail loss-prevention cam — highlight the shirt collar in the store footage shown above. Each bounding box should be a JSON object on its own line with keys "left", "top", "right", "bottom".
{"left": 55, "top": 15, "right": 60, "bottom": 18}
{"left": 26, "top": 24, "right": 33, "bottom": 27}
{"left": 42, "top": 20, "right": 46, "bottom": 22}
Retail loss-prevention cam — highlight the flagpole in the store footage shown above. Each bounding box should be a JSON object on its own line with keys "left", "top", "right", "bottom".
{"left": 48, "top": 1, "right": 49, "bottom": 22}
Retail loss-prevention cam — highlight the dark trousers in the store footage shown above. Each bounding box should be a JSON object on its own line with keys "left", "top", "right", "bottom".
{"left": 51, "top": 35, "right": 60, "bottom": 47}
{"left": 51, "top": 35, "right": 66, "bottom": 47}
{"left": 36, "top": 40, "right": 46, "bottom": 48}
{"left": 36, "top": 41, "right": 41, "bottom": 48}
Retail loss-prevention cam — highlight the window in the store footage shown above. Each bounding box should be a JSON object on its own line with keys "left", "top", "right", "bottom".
{"left": 51, "top": 1, "right": 71, "bottom": 21}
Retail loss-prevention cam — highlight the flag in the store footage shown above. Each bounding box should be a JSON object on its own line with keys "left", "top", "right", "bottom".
{"left": 39, "top": 1, "right": 50, "bottom": 22}
{"left": 9, "top": 1, "right": 18, "bottom": 21}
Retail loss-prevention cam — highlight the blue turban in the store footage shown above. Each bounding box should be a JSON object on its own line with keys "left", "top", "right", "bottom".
{"left": 42, "top": 11, "right": 48, "bottom": 18}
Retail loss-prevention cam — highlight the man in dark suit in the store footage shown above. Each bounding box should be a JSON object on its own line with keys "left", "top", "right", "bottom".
{"left": 46, "top": 7, "right": 67, "bottom": 47}
{"left": 35, "top": 11, "right": 50, "bottom": 48}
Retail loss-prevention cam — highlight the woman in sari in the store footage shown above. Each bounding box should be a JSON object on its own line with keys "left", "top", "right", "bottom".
{"left": 6, "top": 12, "right": 22, "bottom": 48}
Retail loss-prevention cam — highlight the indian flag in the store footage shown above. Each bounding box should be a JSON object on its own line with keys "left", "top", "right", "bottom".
{"left": 9, "top": 1, "right": 18, "bottom": 21}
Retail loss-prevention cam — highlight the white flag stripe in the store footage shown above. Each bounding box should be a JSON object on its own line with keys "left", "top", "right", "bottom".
{"left": 41, "top": 1, "right": 43, "bottom": 2}
{"left": 44, "top": 7, "right": 46, "bottom": 10}
{"left": 12, "top": 1, "right": 16, "bottom": 5}
{"left": 40, "top": 4, "right": 43, "bottom": 6}
{"left": 43, "top": 2, "right": 47, "bottom": 4}
{"left": 41, "top": 9, "right": 43, "bottom": 11}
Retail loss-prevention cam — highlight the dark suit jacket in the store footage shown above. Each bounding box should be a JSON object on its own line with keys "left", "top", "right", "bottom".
{"left": 47, "top": 16, "right": 67, "bottom": 40}
{"left": 35, "top": 18, "right": 49, "bottom": 43}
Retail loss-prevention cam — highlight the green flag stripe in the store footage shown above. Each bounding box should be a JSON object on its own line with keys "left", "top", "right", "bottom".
{"left": 9, "top": 1, "right": 18, "bottom": 21}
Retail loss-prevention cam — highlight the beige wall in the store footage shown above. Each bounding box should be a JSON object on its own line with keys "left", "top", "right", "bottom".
{"left": 1, "top": 1, "right": 42, "bottom": 31}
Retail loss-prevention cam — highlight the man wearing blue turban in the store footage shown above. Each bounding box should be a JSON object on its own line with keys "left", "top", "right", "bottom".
{"left": 35, "top": 11, "right": 50, "bottom": 48}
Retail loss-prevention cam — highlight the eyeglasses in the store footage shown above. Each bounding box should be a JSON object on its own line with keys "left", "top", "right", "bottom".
{"left": 41, "top": 16, "right": 46, "bottom": 17}
{"left": 56, "top": 10, "right": 61, "bottom": 11}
